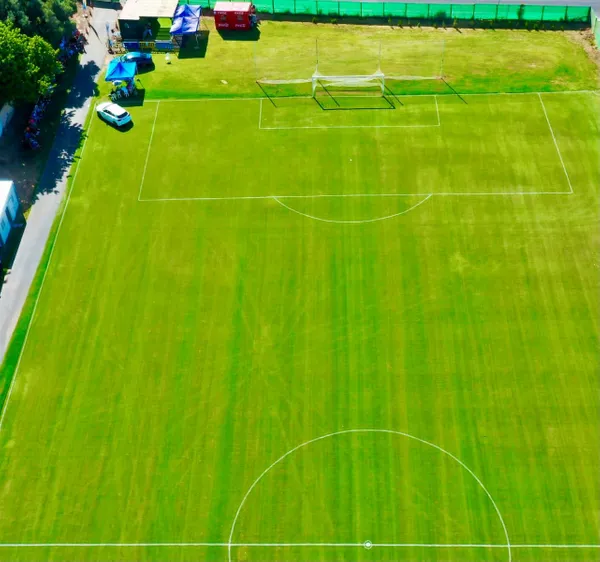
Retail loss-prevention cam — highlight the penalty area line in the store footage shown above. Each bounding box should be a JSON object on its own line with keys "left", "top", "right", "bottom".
{"left": 137, "top": 101, "right": 160, "bottom": 202}
{"left": 0, "top": 543, "right": 598, "bottom": 549}
{"left": 538, "top": 93, "right": 573, "bottom": 194}
{"left": 138, "top": 191, "right": 573, "bottom": 202}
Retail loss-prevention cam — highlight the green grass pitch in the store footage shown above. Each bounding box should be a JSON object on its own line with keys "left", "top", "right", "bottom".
{"left": 0, "top": 21, "right": 599, "bottom": 562}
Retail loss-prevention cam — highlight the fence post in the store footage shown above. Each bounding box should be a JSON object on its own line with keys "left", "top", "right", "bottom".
{"left": 564, "top": 6, "right": 568, "bottom": 21}
{"left": 540, "top": 5, "right": 544, "bottom": 21}
{"left": 338, "top": 0, "right": 340, "bottom": 16}
{"left": 472, "top": 3, "right": 475, "bottom": 19}
{"left": 427, "top": 3, "right": 430, "bottom": 17}
{"left": 495, "top": 3, "right": 499, "bottom": 20}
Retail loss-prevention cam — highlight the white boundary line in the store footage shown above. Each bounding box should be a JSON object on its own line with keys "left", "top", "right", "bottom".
{"left": 259, "top": 114, "right": 439, "bottom": 131}
{"left": 226, "top": 429, "right": 512, "bottom": 562}
{"left": 139, "top": 190, "right": 572, "bottom": 203}
{"left": 142, "top": 90, "right": 599, "bottom": 103}
{"left": 0, "top": 542, "right": 598, "bottom": 548}
{"left": 538, "top": 93, "right": 573, "bottom": 194}
{"left": 137, "top": 101, "right": 160, "bottom": 202}
{"left": 272, "top": 194, "right": 432, "bottom": 223}
{"left": 0, "top": 107, "right": 96, "bottom": 434}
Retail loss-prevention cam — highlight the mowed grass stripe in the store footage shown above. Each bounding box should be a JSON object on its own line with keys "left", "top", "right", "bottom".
{"left": 0, "top": 30, "right": 597, "bottom": 562}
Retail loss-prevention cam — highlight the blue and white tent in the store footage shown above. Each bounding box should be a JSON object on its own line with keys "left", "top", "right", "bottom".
{"left": 170, "top": 4, "right": 201, "bottom": 35}
{"left": 105, "top": 60, "right": 137, "bottom": 82}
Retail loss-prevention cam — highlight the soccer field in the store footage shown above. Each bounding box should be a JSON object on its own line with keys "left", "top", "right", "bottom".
{"left": 0, "top": 23, "right": 599, "bottom": 562}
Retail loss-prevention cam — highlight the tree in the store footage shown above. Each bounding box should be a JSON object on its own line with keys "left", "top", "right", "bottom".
{"left": 0, "top": 22, "right": 62, "bottom": 103}
{"left": 0, "top": 0, "right": 76, "bottom": 46}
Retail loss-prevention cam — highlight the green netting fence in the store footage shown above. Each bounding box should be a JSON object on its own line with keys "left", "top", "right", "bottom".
{"left": 184, "top": 0, "right": 590, "bottom": 22}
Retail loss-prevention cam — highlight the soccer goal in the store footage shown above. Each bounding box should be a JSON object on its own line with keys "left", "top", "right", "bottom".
{"left": 311, "top": 72, "right": 395, "bottom": 110}
{"left": 311, "top": 72, "right": 386, "bottom": 97}
{"left": 254, "top": 39, "right": 445, "bottom": 101}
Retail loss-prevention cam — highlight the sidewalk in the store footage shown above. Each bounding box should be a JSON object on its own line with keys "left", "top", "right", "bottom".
{"left": 0, "top": 5, "right": 118, "bottom": 364}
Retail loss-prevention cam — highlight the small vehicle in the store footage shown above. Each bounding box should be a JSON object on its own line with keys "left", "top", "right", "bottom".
{"left": 97, "top": 102, "right": 132, "bottom": 127}
{"left": 120, "top": 52, "right": 153, "bottom": 67}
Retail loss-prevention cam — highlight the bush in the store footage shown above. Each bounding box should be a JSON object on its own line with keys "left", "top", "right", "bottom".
{"left": 330, "top": 17, "right": 338, "bottom": 24}
{"left": 312, "top": 16, "right": 318, "bottom": 23}
{"left": 416, "top": 21, "right": 421, "bottom": 28}
{"left": 453, "top": 18, "right": 458, "bottom": 28}
{"left": 397, "top": 19, "right": 403, "bottom": 27}
{"left": 388, "top": 16, "right": 392, "bottom": 26}
{"left": 533, "top": 21, "right": 540, "bottom": 30}
{"left": 433, "top": 22, "right": 438, "bottom": 28}
{"left": 434, "top": 10, "right": 447, "bottom": 20}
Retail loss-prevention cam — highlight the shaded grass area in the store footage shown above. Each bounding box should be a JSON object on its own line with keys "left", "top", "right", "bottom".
{"left": 135, "top": 20, "right": 599, "bottom": 99}
{"left": 0, "top": 88, "right": 597, "bottom": 561}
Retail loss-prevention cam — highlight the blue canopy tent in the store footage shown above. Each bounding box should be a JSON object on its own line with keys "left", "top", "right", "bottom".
{"left": 170, "top": 5, "right": 201, "bottom": 41}
{"left": 105, "top": 60, "right": 137, "bottom": 82}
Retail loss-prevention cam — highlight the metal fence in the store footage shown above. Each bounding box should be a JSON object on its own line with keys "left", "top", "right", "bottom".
{"left": 186, "top": 0, "right": 590, "bottom": 21}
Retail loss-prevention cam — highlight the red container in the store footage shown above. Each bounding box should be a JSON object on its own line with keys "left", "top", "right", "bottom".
{"left": 213, "top": 1, "right": 252, "bottom": 30}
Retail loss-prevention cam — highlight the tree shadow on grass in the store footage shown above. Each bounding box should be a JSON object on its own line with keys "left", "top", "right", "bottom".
{"left": 68, "top": 60, "right": 101, "bottom": 110}
{"left": 31, "top": 109, "right": 86, "bottom": 203}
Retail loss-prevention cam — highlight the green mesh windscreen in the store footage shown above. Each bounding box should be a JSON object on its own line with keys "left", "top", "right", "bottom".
{"left": 181, "top": 0, "right": 589, "bottom": 22}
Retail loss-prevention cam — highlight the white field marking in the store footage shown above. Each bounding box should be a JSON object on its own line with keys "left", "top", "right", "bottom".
{"left": 258, "top": 94, "right": 440, "bottom": 130}
{"left": 143, "top": 90, "right": 600, "bottom": 103}
{"left": 138, "top": 190, "right": 572, "bottom": 202}
{"left": 0, "top": 543, "right": 599, "bottom": 549}
{"left": 0, "top": 107, "right": 96, "bottom": 434}
{"left": 272, "top": 194, "right": 432, "bottom": 224}
{"left": 227, "top": 429, "right": 512, "bottom": 562}
{"left": 137, "top": 101, "right": 160, "bottom": 202}
{"left": 260, "top": 122, "right": 439, "bottom": 131}
{"left": 258, "top": 98, "right": 263, "bottom": 129}
{"left": 538, "top": 93, "right": 573, "bottom": 194}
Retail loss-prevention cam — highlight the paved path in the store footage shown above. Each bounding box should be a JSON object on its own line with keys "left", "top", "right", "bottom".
{"left": 0, "top": 5, "right": 118, "bottom": 365}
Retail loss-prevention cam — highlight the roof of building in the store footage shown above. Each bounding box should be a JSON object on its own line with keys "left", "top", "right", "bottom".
{"left": 213, "top": 1, "right": 251, "bottom": 12}
{"left": 119, "top": 0, "right": 179, "bottom": 20}
{"left": 0, "top": 181, "right": 14, "bottom": 211}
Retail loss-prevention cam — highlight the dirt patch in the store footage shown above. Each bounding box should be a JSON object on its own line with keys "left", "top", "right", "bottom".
{"left": 567, "top": 29, "right": 600, "bottom": 77}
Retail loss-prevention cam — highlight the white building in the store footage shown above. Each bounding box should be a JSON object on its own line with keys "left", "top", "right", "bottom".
{"left": 0, "top": 181, "right": 20, "bottom": 247}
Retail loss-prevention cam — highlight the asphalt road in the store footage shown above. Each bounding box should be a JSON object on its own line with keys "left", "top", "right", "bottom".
{"left": 0, "top": 5, "right": 118, "bottom": 365}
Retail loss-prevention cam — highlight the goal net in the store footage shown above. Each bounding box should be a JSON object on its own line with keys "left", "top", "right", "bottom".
{"left": 254, "top": 39, "right": 445, "bottom": 99}
{"left": 311, "top": 72, "right": 385, "bottom": 97}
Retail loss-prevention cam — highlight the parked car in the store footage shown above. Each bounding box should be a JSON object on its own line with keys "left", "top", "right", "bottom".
{"left": 120, "top": 52, "right": 153, "bottom": 67}
{"left": 97, "top": 102, "right": 132, "bottom": 128}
